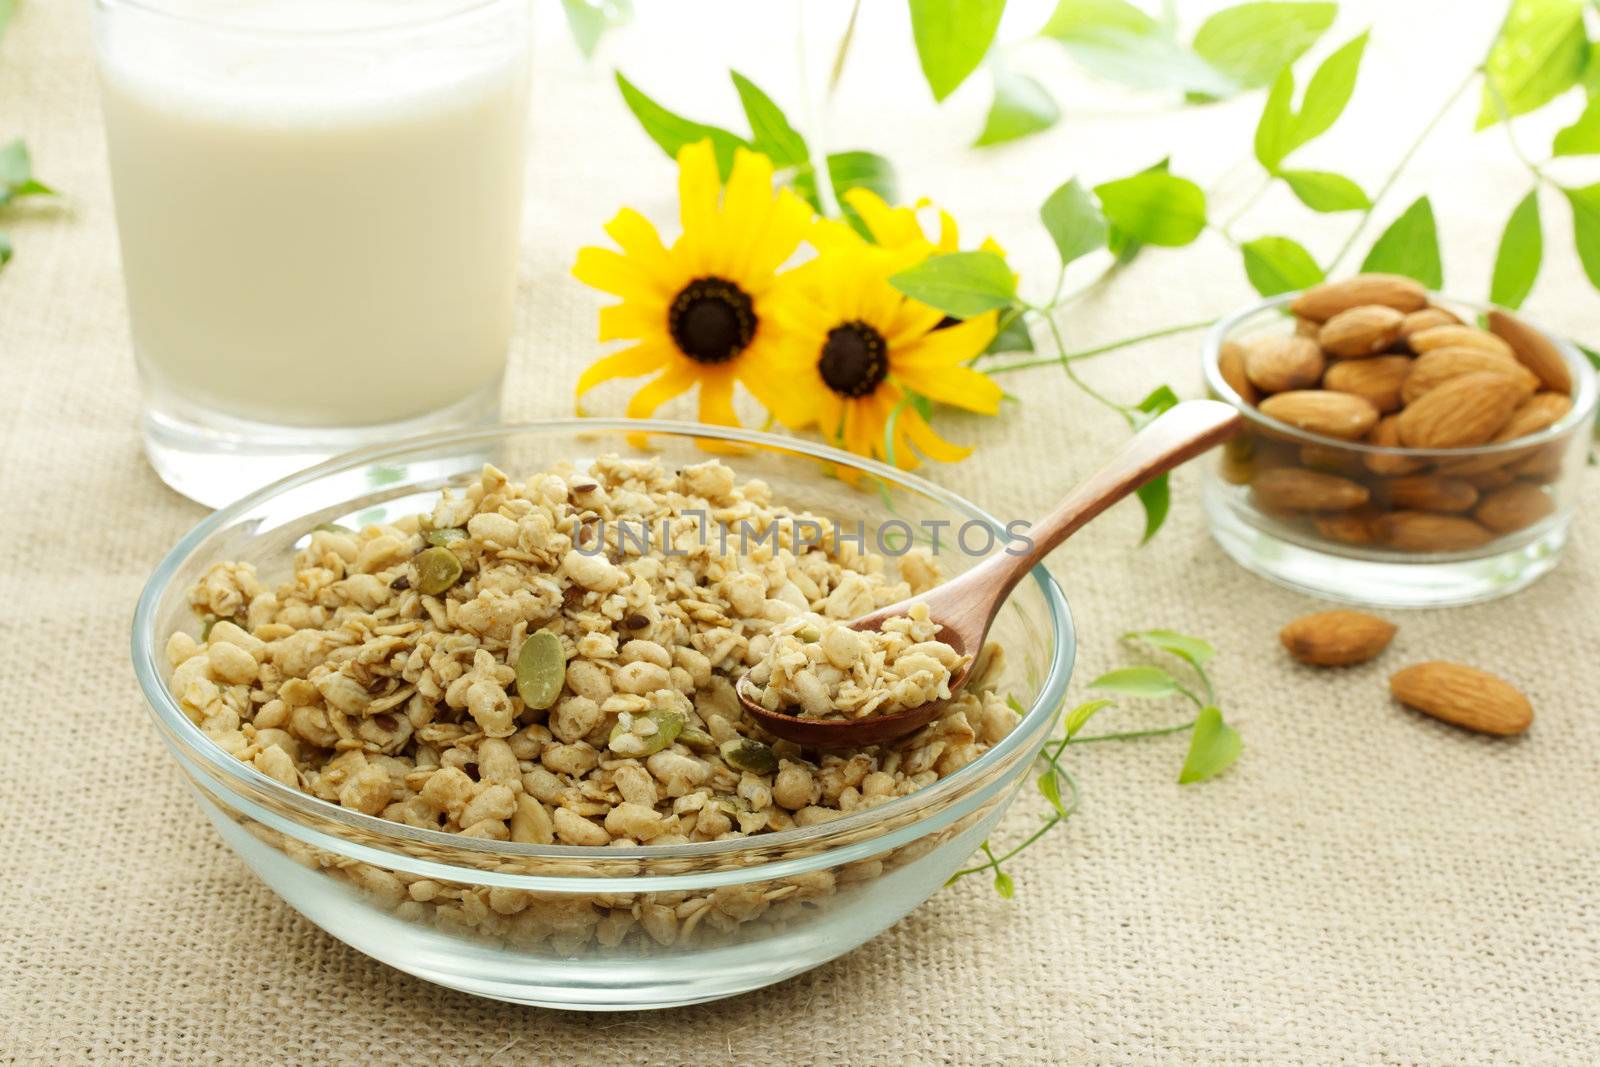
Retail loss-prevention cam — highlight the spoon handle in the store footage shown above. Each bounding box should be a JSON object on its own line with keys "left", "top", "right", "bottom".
{"left": 978, "top": 399, "right": 1242, "bottom": 582}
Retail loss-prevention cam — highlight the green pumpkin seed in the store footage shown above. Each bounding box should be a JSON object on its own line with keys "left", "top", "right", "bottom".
{"left": 719, "top": 737, "right": 777, "bottom": 775}
{"left": 311, "top": 522, "right": 352, "bottom": 534}
{"left": 678, "top": 726, "right": 718, "bottom": 753}
{"left": 515, "top": 630, "right": 566, "bottom": 710}
{"left": 414, "top": 545, "right": 463, "bottom": 595}
{"left": 425, "top": 527, "right": 468, "bottom": 547}
{"left": 608, "top": 708, "right": 684, "bottom": 756}
{"left": 794, "top": 624, "right": 822, "bottom": 643}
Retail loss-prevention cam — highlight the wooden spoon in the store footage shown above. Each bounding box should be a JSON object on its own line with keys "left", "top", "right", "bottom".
{"left": 737, "top": 399, "right": 1242, "bottom": 749}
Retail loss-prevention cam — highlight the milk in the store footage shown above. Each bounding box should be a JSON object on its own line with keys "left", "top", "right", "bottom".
{"left": 97, "top": 1, "right": 530, "bottom": 428}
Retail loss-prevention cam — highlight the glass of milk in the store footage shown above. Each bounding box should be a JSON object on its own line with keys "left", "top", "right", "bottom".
{"left": 93, "top": 0, "right": 531, "bottom": 507}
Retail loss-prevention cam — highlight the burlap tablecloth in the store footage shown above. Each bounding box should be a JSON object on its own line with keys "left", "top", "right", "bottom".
{"left": 2, "top": 1, "right": 1596, "bottom": 1062}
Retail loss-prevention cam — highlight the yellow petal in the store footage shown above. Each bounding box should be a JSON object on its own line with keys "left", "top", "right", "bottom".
{"left": 843, "top": 188, "right": 925, "bottom": 250}
{"left": 696, "top": 368, "right": 740, "bottom": 426}
{"left": 626, "top": 363, "right": 699, "bottom": 419}
{"left": 894, "top": 363, "right": 1003, "bottom": 415}
{"left": 740, "top": 189, "right": 815, "bottom": 292}
{"left": 604, "top": 207, "right": 673, "bottom": 277}
{"left": 893, "top": 310, "right": 999, "bottom": 367}
{"left": 574, "top": 246, "right": 668, "bottom": 302}
{"left": 598, "top": 301, "right": 666, "bottom": 342}
{"left": 882, "top": 299, "right": 950, "bottom": 350}
{"left": 677, "top": 140, "right": 720, "bottom": 244}
{"left": 935, "top": 209, "right": 960, "bottom": 253}
{"left": 575, "top": 343, "right": 669, "bottom": 399}
{"left": 899, "top": 406, "right": 972, "bottom": 463}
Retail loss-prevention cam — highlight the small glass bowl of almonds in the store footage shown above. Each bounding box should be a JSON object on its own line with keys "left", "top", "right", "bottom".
{"left": 1202, "top": 275, "right": 1597, "bottom": 607}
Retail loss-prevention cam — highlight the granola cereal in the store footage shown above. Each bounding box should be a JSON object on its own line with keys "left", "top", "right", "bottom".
{"left": 743, "top": 604, "right": 969, "bottom": 719}
{"left": 164, "top": 456, "right": 1020, "bottom": 950}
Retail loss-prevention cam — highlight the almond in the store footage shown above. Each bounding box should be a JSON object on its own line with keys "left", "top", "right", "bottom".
{"left": 1290, "top": 274, "right": 1428, "bottom": 322}
{"left": 1488, "top": 308, "right": 1572, "bottom": 394}
{"left": 1280, "top": 610, "right": 1397, "bottom": 666}
{"left": 1493, "top": 391, "right": 1573, "bottom": 443}
{"left": 1375, "top": 511, "right": 1495, "bottom": 551}
{"left": 1463, "top": 466, "right": 1515, "bottom": 490}
{"left": 1323, "top": 354, "right": 1411, "bottom": 413}
{"left": 1399, "top": 306, "right": 1461, "bottom": 339}
{"left": 1318, "top": 305, "right": 1405, "bottom": 357}
{"left": 1399, "top": 347, "right": 1539, "bottom": 404}
{"left": 1259, "top": 390, "right": 1380, "bottom": 440}
{"left": 1313, "top": 505, "right": 1381, "bottom": 545}
{"left": 1216, "top": 339, "right": 1259, "bottom": 405}
{"left": 1507, "top": 445, "right": 1564, "bottom": 483}
{"left": 1379, "top": 474, "right": 1478, "bottom": 513}
{"left": 1361, "top": 414, "right": 1429, "bottom": 476}
{"left": 1474, "top": 482, "right": 1556, "bottom": 533}
{"left": 1435, "top": 392, "right": 1578, "bottom": 476}
{"left": 1251, "top": 468, "right": 1370, "bottom": 511}
{"left": 1407, "top": 324, "right": 1514, "bottom": 359}
{"left": 1297, "top": 443, "right": 1365, "bottom": 475}
{"left": 1395, "top": 372, "right": 1522, "bottom": 448}
{"left": 1244, "top": 334, "right": 1325, "bottom": 393}
{"left": 1389, "top": 662, "right": 1532, "bottom": 736}
{"left": 1295, "top": 316, "right": 1320, "bottom": 338}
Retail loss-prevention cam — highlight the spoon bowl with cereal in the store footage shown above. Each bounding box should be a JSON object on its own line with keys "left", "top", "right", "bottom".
{"left": 738, "top": 400, "right": 1242, "bottom": 748}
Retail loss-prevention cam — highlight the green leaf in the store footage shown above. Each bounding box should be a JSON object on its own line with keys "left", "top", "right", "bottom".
{"left": 1132, "top": 385, "right": 1178, "bottom": 542}
{"left": 909, "top": 0, "right": 1007, "bottom": 102}
{"left": 1476, "top": 0, "right": 1587, "bottom": 130}
{"left": 1279, "top": 169, "right": 1369, "bottom": 212}
{"left": 730, "top": 71, "right": 808, "bottom": 168}
{"left": 1564, "top": 182, "right": 1600, "bottom": 289}
{"left": 1133, "top": 382, "right": 1179, "bottom": 428}
{"left": 1179, "top": 705, "right": 1241, "bottom": 783}
{"left": 1289, "top": 29, "right": 1367, "bottom": 144}
{"left": 1125, "top": 629, "right": 1216, "bottom": 669}
{"left": 614, "top": 72, "right": 747, "bottom": 179}
{"left": 993, "top": 867, "right": 1015, "bottom": 898}
{"left": 889, "top": 251, "right": 1016, "bottom": 318}
{"left": 985, "top": 310, "right": 1035, "bottom": 354}
{"left": 975, "top": 66, "right": 1061, "bottom": 147}
{"left": 1091, "top": 665, "right": 1181, "bottom": 698}
{"left": 1039, "top": 178, "right": 1107, "bottom": 267}
{"left": 560, "top": 0, "right": 632, "bottom": 59}
{"left": 1042, "top": 0, "right": 1156, "bottom": 36}
{"left": 1554, "top": 94, "right": 1600, "bottom": 155}
{"left": 1490, "top": 190, "right": 1543, "bottom": 309}
{"left": 1361, "top": 196, "right": 1442, "bottom": 289}
{"left": 1241, "top": 235, "right": 1325, "bottom": 296}
{"left": 1092, "top": 171, "right": 1206, "bottom": 247}
{"left": 1253, "top": 31, "right": 1368, "bottom": 170}
{"left": 1041, "top": 0, "right": 1237, "bottom": 96}
{"left": 0, "top": 0, "right": 13, "bottom": 45}
{"left": 0, "top": 140, "right": 54, "bottom": 208}
{"left": 827, "top": 151, "right": 898, "bottom": 240}
{"left": 1253, "top": 66, "right": 1297, "bottom": 171}
{"left": 1063, "top": 698, "right": 1115, "bottom": 740}
{"left": 1191, "top": 2, "right": 1336, "bottom": 91}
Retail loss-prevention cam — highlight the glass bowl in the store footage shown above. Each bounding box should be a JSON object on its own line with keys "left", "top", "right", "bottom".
{"left": 1202, "top": 293, "right": 1597, "bottom": 606}
{"left": 131, "top": 419, "right": 1075, "bottom": 1010}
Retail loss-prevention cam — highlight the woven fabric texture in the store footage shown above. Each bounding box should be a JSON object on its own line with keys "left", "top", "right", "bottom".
{"left": 1, "top": 1, "right": 1596, "bottom": 1063}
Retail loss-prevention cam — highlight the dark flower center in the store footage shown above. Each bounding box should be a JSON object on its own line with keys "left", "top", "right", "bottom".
{"left": 668, "top": 277, "right": 756, "bottom": 364}
{"left": 818, "top": 321, "right": 889, "bottom": 399}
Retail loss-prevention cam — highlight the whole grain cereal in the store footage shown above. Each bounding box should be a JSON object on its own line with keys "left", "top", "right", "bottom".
{"left": 164, "top": 457, "right": 1021, "bottom": 947}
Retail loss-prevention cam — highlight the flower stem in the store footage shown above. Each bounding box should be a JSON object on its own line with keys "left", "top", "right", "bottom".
{"left": 1483, "top": 67, "right": 1549, "bottom": 186}
{"left": 1070, "top": 720, "right": 1197, "bottom": 744}
{"left": 986, "top": 318, "right": 1216, "bottom": 374}
{"left": 1327, "top": 68, "right": 1478, "bottom": 274}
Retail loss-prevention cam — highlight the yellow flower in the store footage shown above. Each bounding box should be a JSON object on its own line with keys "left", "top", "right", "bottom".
{"left": 769, "top": 232, "right": 1002, "bottom": 470}
{"left": 825, "top": 187, "right": 1006, "bottom": 261}
{"left": 573, "top": 140, "right": 812, "bottom": 426}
